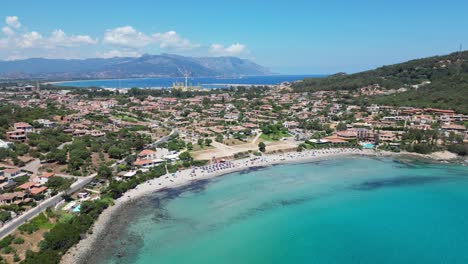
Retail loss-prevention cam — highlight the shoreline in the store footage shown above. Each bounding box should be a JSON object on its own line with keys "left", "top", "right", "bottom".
{"left": 60, "top": 148, "right": 463, "bottom": 264}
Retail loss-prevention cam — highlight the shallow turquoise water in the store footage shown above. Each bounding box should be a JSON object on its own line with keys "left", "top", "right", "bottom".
{"left": 92, "top": 157, "right": 468, "bottom": 264}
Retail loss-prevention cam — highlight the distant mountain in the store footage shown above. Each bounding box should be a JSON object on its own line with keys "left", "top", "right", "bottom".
{"left": 293, "top": 51, "right": 468, "bottom": 114}
{"left": 0, "top": 54, "right": 271, "bottom": 80}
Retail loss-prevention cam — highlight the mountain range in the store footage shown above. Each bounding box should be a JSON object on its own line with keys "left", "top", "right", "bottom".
{"left": 0, "top": 54, "right": 271, "bottom": 80}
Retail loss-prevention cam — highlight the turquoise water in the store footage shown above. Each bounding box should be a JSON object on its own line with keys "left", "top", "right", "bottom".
{"left": 89, "top": 157, "right": 468, "bottom": 264}
{"left": 72, "top": 204, "right": 81, "bottom": 213}
{"left": 360, "top": 142, "right": 375, "bottom": 149}
{"left": 55, "top": 75, "right": 323, "bottom": 89}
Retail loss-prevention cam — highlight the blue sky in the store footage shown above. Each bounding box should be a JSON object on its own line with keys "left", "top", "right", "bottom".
{"left": 1, "top": 0, "right": 467, "bottom": 73}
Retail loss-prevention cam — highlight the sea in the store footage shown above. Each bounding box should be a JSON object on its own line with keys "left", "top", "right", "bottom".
{"left": 53, "top": 75, "right": 322, "bottom": 89}
{"left": 85, "top": 156, "right": 468, "bottom": 264}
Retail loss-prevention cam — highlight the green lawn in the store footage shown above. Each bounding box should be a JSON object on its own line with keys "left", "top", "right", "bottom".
{"left": 260, "top": 132, "right": 291, "bottom": 141}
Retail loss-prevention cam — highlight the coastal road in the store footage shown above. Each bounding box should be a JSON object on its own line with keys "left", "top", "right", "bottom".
{"left": 0, "top": 125, "right": 172, "bottom": 239}
{"left": 0, "top": 174, "right": 96, "bottom": 239}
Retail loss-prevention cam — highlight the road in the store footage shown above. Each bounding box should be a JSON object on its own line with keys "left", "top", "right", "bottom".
{"left": 0, "top": 121, "right": 171, "bottom": 239}
{"left": 146, "top": 129, "right": 177, "bottom": 149}
{"left": 21, "top": 158, "right": 40, "bottom": 175}
{"left": 0, "top": 174, "right": 96, "bottom": 239}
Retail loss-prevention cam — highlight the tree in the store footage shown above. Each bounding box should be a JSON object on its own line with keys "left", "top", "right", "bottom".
{"left": 215, "top": 134, "right": 224, "bottom": 143}
{"left": 46, "top": 177, "right": 72, "bottom": 192}
{"left": 107, "top": 146, "right": 124, "bottom": 159}
{"left": 187, "top": 142, "right": 193, "bottom": 151}
{"left": 178, "top": 151, "right": 193, "bottom": 162}
{"left": 197, "top": 138, "right": 204, "bottom": 147}
{"left": 97, "top": 165, "right": 113, "bottom": 179}
{"left": 336, "top": 122, "right": 347, "bottom": 131}
{"left": 205, "top": 138, "right": 212, "bottom": 146}
{"left": 0, "top": 211, "right": 11, "bottom": 223}
{"left": 52, "top": 149, "right": 67, "bottom": 164}
{"left": 258, "top": 142, "right": 266, "bottom": 152}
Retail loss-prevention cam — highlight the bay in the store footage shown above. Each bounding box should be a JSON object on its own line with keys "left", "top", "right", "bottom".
{"left": 86, "top": 157, "right": 468, "bottom": 264}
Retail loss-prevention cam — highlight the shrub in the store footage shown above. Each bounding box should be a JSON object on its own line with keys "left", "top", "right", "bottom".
{"left": 13, "top": 237, "right": 24, "bottom": 245}
{"left": 0, "top": 235, "right": 14, "bottom": 248}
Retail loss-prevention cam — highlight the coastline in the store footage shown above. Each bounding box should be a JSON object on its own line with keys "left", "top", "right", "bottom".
{"left": 60, "top": 148, "right": 463, "bottom": 264}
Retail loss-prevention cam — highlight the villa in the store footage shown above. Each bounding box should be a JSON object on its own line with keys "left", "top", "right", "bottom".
{"left": 138, "top": 149, "right": 157, "bottom": 160}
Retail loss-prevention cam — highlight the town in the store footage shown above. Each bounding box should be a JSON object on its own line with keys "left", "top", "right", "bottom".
{"left": 0, "top": 81, "right": 466, "bottom": 263}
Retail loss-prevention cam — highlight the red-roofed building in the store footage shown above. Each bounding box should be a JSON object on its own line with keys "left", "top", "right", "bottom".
{"left": 14, "top": 122, "right": 34, "bottom": 133}
{"left": 133, "top": 159, "right": 164, "bottom": 168}
{"left": 138, "top": 149, "right": 157, "bottom": 160}
{"left": 30, "top": 186, "right": 48, "bottom": 196}
{"left": 19, "top": 182, "right": 38, "bottom": 191}
{"left": 37, "top": 172, "right": 55, "bottom": 184}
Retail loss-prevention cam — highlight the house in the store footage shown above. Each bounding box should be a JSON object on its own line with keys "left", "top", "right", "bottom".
{"left": 283, "top": 121, "right": 299, "bottom": 129}
{"left": 117, "top": 171, "right": 137, "bottom": 179}
{"left": 378, "top": 131, "right": 397, "bottom": 142}
{"left": 90, "top": 130, "right": 106, "bottom": 137}
{"left": 354, "top": 128, "right": 373, "bottom": 140}
{"left": 19, "top": 182, "right": 39, "bottom": 191}
{"left": 321, "top": 135, "right": 348, "bottom": 144}
{"left": 441, "top": 124, "right": 466, "bottom": 134}
{"left": 14, "top": 122, "right": 34, "bottom": 133}
{"left": 36, "top": 173, "right": 55, "bottom": 185}
{"left": 138, "top": 149, "right": 157, "bottom": 160}
{"left": 30, "top": 186, "right": 48, "bottom": 196}
{"left": 424, "top": 108, "right": 456, "bottom": 116}
{"left": 4, "top": 168, "right": 23, "bottom": 179}
{"left": 0, "top": 192, "right": 26, "bottom": 205}
{"left": 6, "top": 130, "right": 26, "bottom": 142}
{"left": 337, "top": 130, "right": 357, "bottom": 139}
{"left": 133, "top": 159, "right": 164, "bottom": 169}
{"left": 35, "top": 119, "right": 56, "bottom": 128}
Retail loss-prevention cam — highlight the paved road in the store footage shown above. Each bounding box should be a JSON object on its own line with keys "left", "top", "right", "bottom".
{"left": 0, "top": 122, "right": 169, "bottom": 239}
{"left": 146, "top": 129, "right": 177, "bottom": 149}
{"left": 57, "top": 141, "right": 72, "bottom": 150}
{"left": 251, "top": 131, "right": 262, "bottom": 144}
{"left": 21, "top": 159, "right": 40, "bottom": 175}
{"left": 0, "top": 174, "right": 96, "bottom": 239}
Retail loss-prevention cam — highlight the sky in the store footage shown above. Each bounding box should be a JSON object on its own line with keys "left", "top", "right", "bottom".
{"left": 1, "top": 0, "right": 468, "bottom": 74}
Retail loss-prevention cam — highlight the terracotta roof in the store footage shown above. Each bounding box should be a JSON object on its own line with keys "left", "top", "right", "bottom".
{"left": 441, "top": 124, "right": 465, "bottom": 130}
{"left": 30, "top": 186, "right": 47, "bottom": 195}
{"left": 40, "top": 172, "right": 55, "bottom": 178}
{"left": 4, "top": 168, "right": 20, "bottom": 174}
{"left": 134, "top": 159, "right": 153, "bottom": 166}
{"left": 19, "top": 182, "right": 37, "bottom": 190}
{"left": 322, "top": 136, "right": 348, "bottom": 143}
{"left": 138, "top": 149, "right": 156, "bottom": 156}
{"left": 0, "top": 192, "right": 25, "bottom": 201}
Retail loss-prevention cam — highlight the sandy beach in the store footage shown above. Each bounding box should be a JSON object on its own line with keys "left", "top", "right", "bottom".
{"left": 60, "top": 148, "right": 463, "bottom": 264}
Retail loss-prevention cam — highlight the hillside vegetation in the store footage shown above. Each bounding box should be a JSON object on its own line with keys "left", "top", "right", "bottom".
{"left": 293, "top": 51, "right": 468, "bottom": 113}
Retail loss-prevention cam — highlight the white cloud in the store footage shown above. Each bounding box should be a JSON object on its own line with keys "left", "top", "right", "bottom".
{"left": 98, "top": 49, "right": 142, "bottom": 58}
{"left": 2, "top": 26, "right": 14, "bottom": 36}
{"left": 18, "top": 31, "right": 43, "bottom": 48}
{"left": 103, "top": 26, "right": 151, "bottom": 48}
{"left": 0, "top": 16, "right": 254, "bottom": 60}
{"left": 152, "top": 31, "right": 199, "bottom": 50}
{"left": 49, "top": 29, "right": 97, "bottom": 47}
{"left": 209, "top": 43, "right": 249, "bottom": 57}
{"left": 6, "top": 16, "right": 21, "bottom": 29}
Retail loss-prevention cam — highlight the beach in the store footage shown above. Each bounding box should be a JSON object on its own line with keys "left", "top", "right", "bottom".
{"left": 60, "top": 148, "right": 463, "bottom": 264}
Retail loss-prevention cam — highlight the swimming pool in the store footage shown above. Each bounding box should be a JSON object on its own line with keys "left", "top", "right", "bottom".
{"left": 360, "top": 143, "right": 375, "bottom": 149}
{"left": 72, "top": 204, "right": 81, "bottom": 213}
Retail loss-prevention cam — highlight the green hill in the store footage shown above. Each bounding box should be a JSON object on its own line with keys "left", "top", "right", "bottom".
{"left": 293, "top": 51, "right": 468, "bottom": 113}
